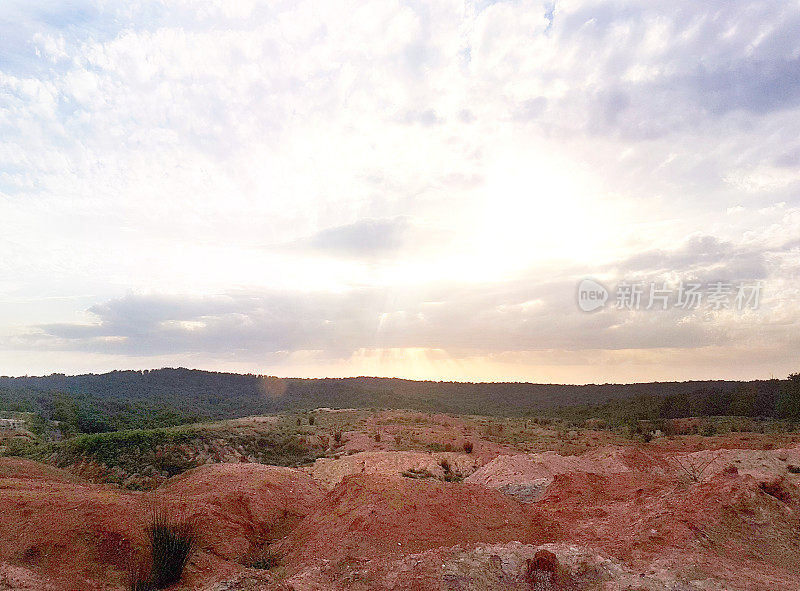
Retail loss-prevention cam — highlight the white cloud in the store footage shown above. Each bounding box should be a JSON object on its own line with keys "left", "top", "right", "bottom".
{"left": 1, "top": 0, "right": 799, "bottom": 380}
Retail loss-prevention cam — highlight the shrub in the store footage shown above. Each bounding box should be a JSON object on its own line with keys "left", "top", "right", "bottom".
{"left": 251, "top": 548, "right": 281, "bottom": 570}
{"left": 130, "top": 502, "right": 197, "bottom": 590}
{"left": 788, "top": 465, "right": 800, "bottom": 474}
{"left": 701, "top": 423, "right": 716, "bottom": 437}
{"left": 439, "top": 458, "right": 463, "bottom": 482}
{"left": 308, "top": 416, "right": 315, "bottom": 426}
{"left": 127, "top": 557, "right": 154, "bottom": 591}
{"left": 333, "top": 430, "right": 343, "bottom": 444}
{"left": 463, "top": 441, "right": 473, "bottom": 454}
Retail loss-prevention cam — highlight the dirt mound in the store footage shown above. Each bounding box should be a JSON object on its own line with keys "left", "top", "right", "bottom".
{"left": 275, "top": 474, "right": 543, "bottom": 567}
{"left": 528, "top": 469, "right": 800, "bottom": 587}
{"left": 281, "top": 540, "right": 765, "bottom": 590}
{"left": 669, "top": 445, "right": 800, "bottom": 481}
{"left": 0, "top": 473, "right": 143, "bottom": 590}
{"left": 308, "top": 451, "right": 477, "bottom": 489}
{"left": 464, "top": 446, "right": 634, "bottom": 494}
{"left": 0, "top": 460, "right": 324, "bottom": 590}
{"left": 159, "top": 463, "right": 325, "bottom": 561}
{"left": 0, "top": 457, "right": 82, "bottom": 484}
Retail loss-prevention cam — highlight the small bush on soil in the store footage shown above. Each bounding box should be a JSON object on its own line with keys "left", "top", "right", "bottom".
{"left": 251, "top": 548, "right": 281, "bottom": 570}
{"left": 701, "top": 423, "right": 716, "bottom": 437}
{"left": 149, "top": 519, "right": 195, "bottom": 587}
{"left": 669, "top": 451, "right": 721, "bottom": 483}
{"left": 438, "top": 459, "right": 464, "bottom": 482}
{"left": 788, "top": 465, "right": 800, "bottom": 474}
{"left": 130, "top": 502, "right": 197, "bottom": 590}
{"left": 463, "top": 441, "right": 473, "bottom": 454}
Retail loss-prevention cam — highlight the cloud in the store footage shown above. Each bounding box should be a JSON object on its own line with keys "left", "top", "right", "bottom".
{"left": 302, "top": 217, "right": 410, "bottom": 258}
{"left": 17, "top": 230, "right": 799, "bottom": 361}
{"left": 2, "top": 0, "right": 800, "bottom": 380}
{"left": 615, "top": 235, "right": 770, "bottom": 281}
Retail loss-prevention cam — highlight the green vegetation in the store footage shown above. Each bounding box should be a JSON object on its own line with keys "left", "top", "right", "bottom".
{"left": 6, "top": 421, "right": 320, "bottom": 488}
{"left": 1, "top": 368, "right": 792, "bottom": 424}
{"left": 251, "top": 548, "right": 281, "bottom": 570}
{"left": 130, "top": 503, "right": 197, "bottom": 590}
{"left": 439, "top": 458, "right": 463, "bottom": 482}
{"left": 537, "top": 378, "right": 798, "bottom": 432}
{"left": 777, "top": 373, "right": 800, "bottom": 422}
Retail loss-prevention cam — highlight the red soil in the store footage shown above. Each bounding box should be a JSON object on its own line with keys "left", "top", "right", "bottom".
{"left": 2, "top": 437, "right": 800, "bottom": 590}
{"left": 275, "top": 474, "right": 544, "bottom": 567}
{"left": 0, "top": 459, "right": 324, "bottom": 590}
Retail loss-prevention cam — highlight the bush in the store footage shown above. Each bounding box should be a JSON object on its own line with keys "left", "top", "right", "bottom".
{"left": 130, "top": 502, "right": 197, "bottom": 590}
{"left": 701, "top": 423, "right": 716, "bottom": 437}
{"left": 2, "top": 437, "right": 36, "bottom": 457}
{"left": 251, "top": 548, "right": 281, "bottom": 570}
{"left": 463, "top": 441, "right": 473, "bottom": 454}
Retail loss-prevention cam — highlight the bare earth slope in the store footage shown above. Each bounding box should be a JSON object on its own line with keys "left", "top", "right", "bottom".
{"left": 2, "top": 416, "right": 800, "bottom": 590}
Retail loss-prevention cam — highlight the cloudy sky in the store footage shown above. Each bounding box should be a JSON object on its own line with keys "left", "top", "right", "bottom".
{"left": 1, "top": 0, "right": 798, "bottom": 382}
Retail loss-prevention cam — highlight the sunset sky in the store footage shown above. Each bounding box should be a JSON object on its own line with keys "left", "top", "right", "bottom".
{"left": 1, "top": 0, "right": 799, "bottom": 382}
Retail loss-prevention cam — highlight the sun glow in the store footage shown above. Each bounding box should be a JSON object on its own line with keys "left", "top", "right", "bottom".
{"left": 472, "top": 148, "right": 617, "bottom": 277}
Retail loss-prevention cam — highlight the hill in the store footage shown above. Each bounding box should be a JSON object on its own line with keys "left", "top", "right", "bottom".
{"left": 0, "top": 368, "right": 790, "bottom": 435}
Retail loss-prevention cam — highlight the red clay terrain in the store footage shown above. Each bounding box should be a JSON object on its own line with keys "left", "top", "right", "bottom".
{"left": 1, "top": 423, "right": 800, "bottom": 590}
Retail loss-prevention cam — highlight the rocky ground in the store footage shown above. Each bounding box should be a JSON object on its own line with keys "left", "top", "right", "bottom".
{"left": 1, "top": 410, "right": 799, "bottom": 590}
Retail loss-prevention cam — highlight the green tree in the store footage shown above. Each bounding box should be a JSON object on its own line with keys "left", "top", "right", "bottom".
{"left": 777, "top": 373, "right": 800, "bottom": 421}
{"left": 730, "top": 385, "right": 758, "bottom": 416}
{"left": 51, "top": 392, "right": 79, "bottom": 436}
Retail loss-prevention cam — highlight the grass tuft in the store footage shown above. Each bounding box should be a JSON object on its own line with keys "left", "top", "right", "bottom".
{"left": 129, "top": 500, "right": 197, "bottom": 590}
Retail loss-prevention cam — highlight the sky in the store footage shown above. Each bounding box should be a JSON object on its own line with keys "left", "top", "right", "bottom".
{"left": 0, "top": 0, "right": 799, "bottom": 383}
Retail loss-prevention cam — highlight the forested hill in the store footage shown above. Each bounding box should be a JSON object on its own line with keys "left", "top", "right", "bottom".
{"left": 0, "top": 367, "right": 782, "bottom": 423}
